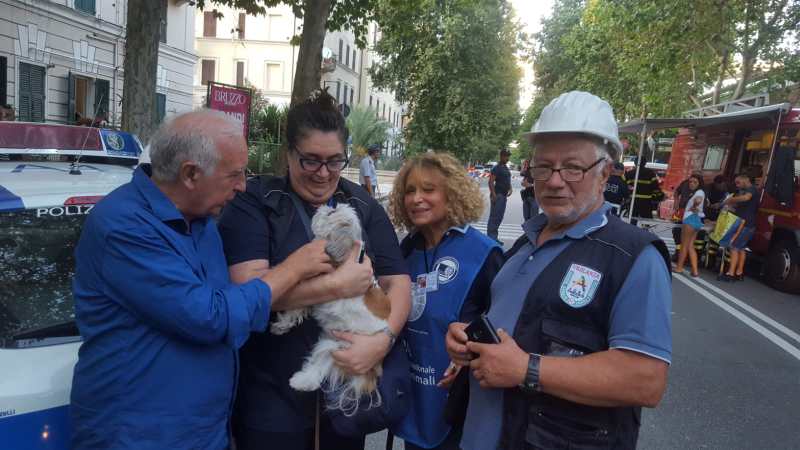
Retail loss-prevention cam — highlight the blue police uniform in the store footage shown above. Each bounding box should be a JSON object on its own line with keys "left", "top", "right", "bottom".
{"left": 217, "top": 175, "right": 408, "bottom": 449}
{"left": 459, "top": 204, "right": 672, "bottom": 450}
{"left": 395, "top": 226, "right": 501, "bottom": 449}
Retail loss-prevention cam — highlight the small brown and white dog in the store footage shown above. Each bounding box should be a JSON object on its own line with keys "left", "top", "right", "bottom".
{"left": 270, "top": 204, "right": 391, "bottom": 414}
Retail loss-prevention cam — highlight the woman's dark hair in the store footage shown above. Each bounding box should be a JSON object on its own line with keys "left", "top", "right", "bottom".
{"left": 688, "top": 174, "right": 704, "bottom": 193}
{"left": 286, "top": 89, "right": 349, "bottom": 153}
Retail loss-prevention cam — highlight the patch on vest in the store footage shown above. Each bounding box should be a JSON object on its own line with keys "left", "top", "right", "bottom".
{"left": 559, "top": 263, "right": 602, "bottom": 308}
{"left": 433, "top": 257, "right": 459, "bottom": 284}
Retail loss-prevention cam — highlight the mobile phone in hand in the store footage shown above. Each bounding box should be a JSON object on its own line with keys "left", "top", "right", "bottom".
{"left": 357, "top": 241, "right": 366, "bottom": 263}
{"left": 465, "top": 314, "right": 501, "bottom": 344}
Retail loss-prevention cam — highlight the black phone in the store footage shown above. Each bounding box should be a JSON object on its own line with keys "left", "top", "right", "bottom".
{"left": 465, "top": 314, "right": 501, "bottom": 344}
{"left": 358, "top": 241, "right": 366, "bottom": 263}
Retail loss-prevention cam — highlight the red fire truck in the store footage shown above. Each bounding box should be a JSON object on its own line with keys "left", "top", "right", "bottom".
{"left": 620, "top": 100, "right": 800, "bottom": 293}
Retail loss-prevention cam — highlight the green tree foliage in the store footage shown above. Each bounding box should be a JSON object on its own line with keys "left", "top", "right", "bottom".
{"left": 346, "top": 106, "right": 390, "bottom": 154}
{"left": 371, "top": 0, "right": 521, "bottom": 163}
{"left": 528, "top": 0, "right": 799, "bottom": 123}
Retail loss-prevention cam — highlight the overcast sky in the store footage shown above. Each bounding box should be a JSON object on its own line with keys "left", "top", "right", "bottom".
{"left": 509, "top": 0, "right": 555, "bottom": 111}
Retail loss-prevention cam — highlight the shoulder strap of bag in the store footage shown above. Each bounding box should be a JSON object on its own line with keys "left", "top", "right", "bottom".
{"left": 287, "top": 191, "right": 314, "bottom": 242}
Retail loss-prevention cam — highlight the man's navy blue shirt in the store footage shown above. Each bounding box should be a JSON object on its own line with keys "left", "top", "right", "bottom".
{"left": 70, "top": 165, "right": 272, "bottom": 449}
{"left": 491, "top": 163, "right": 511, "bottom": 196}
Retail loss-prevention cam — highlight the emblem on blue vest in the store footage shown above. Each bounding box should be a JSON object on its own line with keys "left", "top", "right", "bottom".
{"left": 433, "top": 256, "right": 459, "bottom": 284}
{"left": 559, "top": 263, "right": 602, "bottom": 308}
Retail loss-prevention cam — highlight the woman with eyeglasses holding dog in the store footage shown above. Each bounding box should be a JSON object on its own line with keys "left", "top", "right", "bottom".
{"left": 388, "top": 153, "right": 503, "bottom": 450}
{"left": 217, "top": 90, "right": 411, "bottom": 450}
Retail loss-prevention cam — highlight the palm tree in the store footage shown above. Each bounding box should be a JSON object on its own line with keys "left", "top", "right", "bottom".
{"left": 346, "top": 106, "right": 390, "bottom": 156}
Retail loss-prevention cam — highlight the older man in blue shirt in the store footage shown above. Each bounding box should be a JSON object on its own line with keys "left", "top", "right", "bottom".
{"left": 69, "top": 110, "right": 338, "bottom": 449}
{"left": 445, "top": 92, "right": 672, "bottom": 450}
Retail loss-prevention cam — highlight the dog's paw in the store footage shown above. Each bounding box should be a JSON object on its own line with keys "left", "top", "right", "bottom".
{"left": 270, "top": 321, "right": 291, "bottom": 335}
{"left": 290, "top": 370, "right": 321, "bottom": 392}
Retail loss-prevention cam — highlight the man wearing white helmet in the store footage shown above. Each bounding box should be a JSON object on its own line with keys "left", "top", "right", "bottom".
{"left": 444, "top": 91, "right": 672, "bottom": 449}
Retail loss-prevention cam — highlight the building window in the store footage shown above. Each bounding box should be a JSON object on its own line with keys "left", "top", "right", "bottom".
{"left": 352, "top": 50, "right": 357, "bottom": 71}
{"left": 345, "top": 45, "right": 350, "bottom": 67}
{"left": 236, "top": 61, "right": 245, "bottom": 86}
{"left": 342, "top": 85, "right": 348, "bottom": 106}
{"left": 382, "top": 104, "right": 386, "bottom": 119}
{"left": 0, "top": 57, "right": 6, "bottom": 106}
{"left": 350, "top": 88, "right": 354, "bottom": 105}
{"left": 68, "top": 73, "right": 110, "bottom": 124}
{"left": 376, "top": 100, "right": 380, "bottom": 117}
{"left": 369, "top": 95, "right": 372, "bottom": 107}
{"left": 201, "top": 59, "right": 215, "bottom": 85}
{"left": 159, "top": 7, "right": 167, "bottom": 44}
{"left": 156, "top": 93, "right": 166, "bottom": 124}
{"left": 267, "top": 15, "right": 282, "bottom": 40}
{"left": 238, "top": 13, "right": 246, "bottom": 39}
{"left": 18, "top": 62, "right": 45, "bottom": 122}
{"left": 203, "top": 12, "right": 217, "bottom": 38}
{"left": 75, "top": 0, "right": 95, "bottom": 15}
{"left": 338, "top": 39, "right": 343, "bottom": 63}
{"left": 265, "top": 63, "right": 282, "bottom": 91}
{"left": 336, "top": 81, "right": 341, "bottom": 102}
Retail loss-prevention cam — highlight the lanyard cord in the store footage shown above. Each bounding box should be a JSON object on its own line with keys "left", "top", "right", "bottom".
{"left": 422, "top": 231, "right": 448, "bottom": 273}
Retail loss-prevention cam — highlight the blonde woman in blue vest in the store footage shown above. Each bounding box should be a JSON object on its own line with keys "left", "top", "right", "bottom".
{"left": 388, "top": 152, "right": 503, "bottom": 450}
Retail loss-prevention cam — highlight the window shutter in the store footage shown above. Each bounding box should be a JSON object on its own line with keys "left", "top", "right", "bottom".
{"left": 201, "top": 60, "right": 215, "bottom": 85}
{"left": 345, "top": 45, "right": 350, "bottom": 67}
{"left": 236, "top": 61, "right": 245, "bottom": 86}
{"left": 29, "top": 64, "right": 45, "bottom": 122}
{"left": 342, "top": 85, "right": 347, "bottom": 105}
{"left": 18, "top": 62, "right": 31, "bottom": 121}
{"left": 67, "top": 72, "right": 76, "bottom": 123}
{"left": 338, "top": 40, "right": 343, "bottom": 63}
{"left": 350, "top": 88, "right": 354, "bottom": 105}
{"left": 204, "top": 12, "right": 217, "bottom": 37}
{"left": 238, "top": 13, "right": 246, "bottom": 40}
{"left": 75, "top": 0, "right": 96, "bottom": 15}
{"left": 336, "top": 82, "right": 341, "bottom": 102}
{"left": 95, "top": 78, "right": 110, "bottom": 119}
{"left": 156, "top": 93, "right": 166, "bottom": 124}
{"left": 352, "top": 50, "right": 356, "bottom": 70}
{"left": 0, "top": 56, "right": 6, "bottom": 106}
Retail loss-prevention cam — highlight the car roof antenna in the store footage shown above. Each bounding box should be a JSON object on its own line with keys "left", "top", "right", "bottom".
{"left": 71, "top": 91, "right": 107, "bottom": 175}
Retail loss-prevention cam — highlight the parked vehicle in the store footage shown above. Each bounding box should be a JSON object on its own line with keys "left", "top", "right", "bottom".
{"left": 620, "top": 101, "right": 800, "bottom": 293}
{"left": 0, "top": 122, "right": 142, "bottom": 448}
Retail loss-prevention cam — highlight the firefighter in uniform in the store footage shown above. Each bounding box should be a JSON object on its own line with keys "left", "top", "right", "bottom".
{"left": 627, "top": 156, "right": 663, "bottom": 219}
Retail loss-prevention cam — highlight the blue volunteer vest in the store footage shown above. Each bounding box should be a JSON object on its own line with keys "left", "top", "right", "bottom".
{"left": 395, "top": 225, "right": 499, "bottom": 448}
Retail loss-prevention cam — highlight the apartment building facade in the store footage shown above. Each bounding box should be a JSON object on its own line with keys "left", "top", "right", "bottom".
{"left": 194, "top": 8, "right": 405, "bottom": 157}
{"left": 0, "top": 0, "right": 196, "bottom": 127}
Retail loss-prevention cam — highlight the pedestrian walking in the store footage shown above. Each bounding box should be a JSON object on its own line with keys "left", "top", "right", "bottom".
{"left": 520, "top": 158, "right": 539, "bottom": 221}
{"left": 487, "top": 148, "right": 512, "bottom": 242}
{"left": 360, "top": 144, "right": 380, "bottom": 197}
{"left": 444, "top": 91, "right": 672, "bottom": 450}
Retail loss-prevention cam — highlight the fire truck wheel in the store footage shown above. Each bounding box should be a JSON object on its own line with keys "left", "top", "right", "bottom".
{"left": 765, "top": 240, "right": 800, "bottom": 294}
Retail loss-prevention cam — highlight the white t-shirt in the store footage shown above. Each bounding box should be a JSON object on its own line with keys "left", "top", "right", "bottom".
{"left": 683, "top": 189, "right": 705, "bottom": 220}
{"left": 359, "top": 157, "right": 376, "bottom": 187}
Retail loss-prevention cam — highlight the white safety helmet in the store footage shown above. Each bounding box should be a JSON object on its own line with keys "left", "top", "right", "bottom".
{"left": 524, "top": 91, "right": 622, "bottom": 160}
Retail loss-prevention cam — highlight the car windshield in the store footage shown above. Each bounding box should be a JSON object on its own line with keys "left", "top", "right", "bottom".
{"left": 0, "top": 207, "right": 87, "bottom": 346}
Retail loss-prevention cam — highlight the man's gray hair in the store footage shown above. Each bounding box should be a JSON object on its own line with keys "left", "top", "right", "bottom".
{"left": 149, "top": 109, "right": 242, "bottom": 182}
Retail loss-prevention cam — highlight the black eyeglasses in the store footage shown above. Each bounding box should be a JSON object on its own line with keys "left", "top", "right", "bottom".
{"left": 531, "top": 157, "right": 608, "bottom": 183}
{"left": 293, "top": 149, "right": 349, "bottom": 173}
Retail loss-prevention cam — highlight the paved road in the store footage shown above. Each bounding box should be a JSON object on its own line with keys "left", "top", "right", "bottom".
{"left": 367, "top": 176, "right": 800, "bottom": 450}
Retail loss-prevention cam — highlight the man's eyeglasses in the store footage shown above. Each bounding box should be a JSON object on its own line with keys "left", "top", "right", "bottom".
{"left": 531, "top": 157, "right": 607, "bottom": 183}
{"left": 294, "top": 149, "right": 349, "bottom": 173}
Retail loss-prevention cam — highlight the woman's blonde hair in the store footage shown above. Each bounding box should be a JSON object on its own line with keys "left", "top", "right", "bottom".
{"left": 389, "top": 152, "right": 485, "bottom": 232}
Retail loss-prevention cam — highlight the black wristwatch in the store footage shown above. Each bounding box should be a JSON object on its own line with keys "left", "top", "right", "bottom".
{"left": 519, "top": 353, "right": 542, "bottom": 393}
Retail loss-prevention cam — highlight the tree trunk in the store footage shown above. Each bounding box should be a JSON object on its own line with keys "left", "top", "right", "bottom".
{"left": 121, "top": 0, "right": 165, "bottom": 145}
{"left": 711, "top": 50, "right": 730, "bottom": 105}
{"left": 291, "top": 0, "right": 332, "bottom": 106}
{"left": 732, "top": 52, "right": 754, "bottom": 100}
